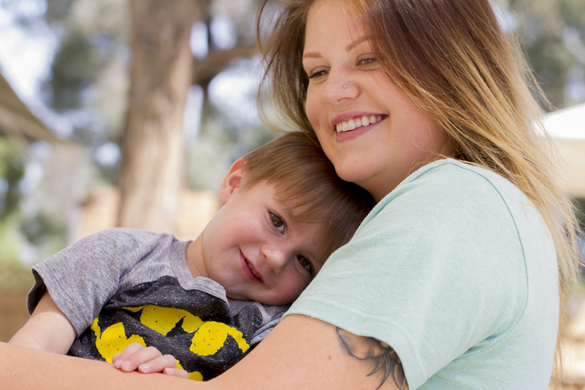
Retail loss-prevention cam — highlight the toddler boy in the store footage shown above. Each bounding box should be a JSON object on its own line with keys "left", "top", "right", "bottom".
{"left": 9, "top": 132, "right": 374, "bottom": 381}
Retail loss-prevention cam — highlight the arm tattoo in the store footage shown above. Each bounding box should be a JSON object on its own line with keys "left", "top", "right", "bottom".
{"left": 336, "top": 328, "right": 408, "bottom": 390}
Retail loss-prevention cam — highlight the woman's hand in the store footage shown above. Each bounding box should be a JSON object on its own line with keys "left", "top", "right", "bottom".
{"left": 112, "top": 343, "right": 189, "bottom": 379}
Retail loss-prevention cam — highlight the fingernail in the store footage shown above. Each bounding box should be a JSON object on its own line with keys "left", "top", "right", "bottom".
{"left": 121, "top": 361, "right": 132, "bottom": 371}
{"left": 139, "top": 363, "right": 150, "bottom": 373}
{"left": 114, "top": 360, "right": 122, "bottom": 369}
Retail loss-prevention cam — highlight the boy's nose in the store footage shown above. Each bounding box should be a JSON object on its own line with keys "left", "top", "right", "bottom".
{"left": 261, "top": 245, "right": 288, "bottom": 275}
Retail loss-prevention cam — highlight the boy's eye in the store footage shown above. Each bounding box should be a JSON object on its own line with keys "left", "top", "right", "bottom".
{"left": 270, "top": 212, "right": 285, "bottom": 233}
{"left": 296, "top": 255, "right": 313, "bottom": 274}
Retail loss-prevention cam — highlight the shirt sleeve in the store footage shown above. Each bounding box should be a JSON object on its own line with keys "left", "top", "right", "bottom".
{"left": 28, "top": 228, "right": 176, "bottom": 336}
{"left": 286, "top": 163, "right": 531, "bottom": 388}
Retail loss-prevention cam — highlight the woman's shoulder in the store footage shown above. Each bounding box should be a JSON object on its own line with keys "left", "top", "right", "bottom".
{"left": 402, "top": 158, "right": 523, "bottom": 203}
{"left": 357, "top": 158, "right": 550, "bottom": 252}
{"left": 366, "top": 159, "right": 532, "bottom": 222}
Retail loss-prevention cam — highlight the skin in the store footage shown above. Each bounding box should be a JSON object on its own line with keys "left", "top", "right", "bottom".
{"left": 0, "top": 0, "right": 457, "bottom": 388}
{"left": 188, "top": 157, "right": 325, "bottom": 306}
{"left": 303, "top": 0, "right": 455, "bottom": 202}
{"left": 9, "top": 157, "right": 326, "bottom": 378}
{"left": 0, "top": 316, "right": 407, "bottom": 390}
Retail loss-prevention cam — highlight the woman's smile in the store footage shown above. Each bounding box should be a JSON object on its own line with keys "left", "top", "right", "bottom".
{"left": 333, "top": 114, "right": 385, "bottom": 133}
{"left": 303, "top": 0, "right": 454, "bottom": 201}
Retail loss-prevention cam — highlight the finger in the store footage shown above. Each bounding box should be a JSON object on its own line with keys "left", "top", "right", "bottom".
{"left": 118, "top": 346, "right": 163, "bottom": 372}
{"left": 163, "top": 367, "right": 190, "bottom": 379}
{"left": 137, "top": 354, "right": 178, "bottom": 374}
{"left": 113, "top": 343, "right": 147, "bottom": 368}
{"left": 111, "top": 352, "right": 121, "bottom": 366}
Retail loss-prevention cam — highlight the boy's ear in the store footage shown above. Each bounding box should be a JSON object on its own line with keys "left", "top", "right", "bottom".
{"left": 218, "top": 158, "right": 248, "bottom": 204}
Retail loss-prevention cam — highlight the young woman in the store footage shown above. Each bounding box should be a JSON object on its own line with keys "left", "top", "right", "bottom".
{"left": 0, "top": 0, "right": 580, "bottom": 388}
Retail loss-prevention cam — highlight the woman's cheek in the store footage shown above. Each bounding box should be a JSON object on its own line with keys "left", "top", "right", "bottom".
{"left": 305, "top": 92, "right": 320, "bottom": 129}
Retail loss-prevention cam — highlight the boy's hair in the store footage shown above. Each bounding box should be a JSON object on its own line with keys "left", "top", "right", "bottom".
{"left": 241, "top": 131, "right": 375, "bottom": 262}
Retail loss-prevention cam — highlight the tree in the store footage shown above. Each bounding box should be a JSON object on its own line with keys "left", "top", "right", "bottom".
{"left": 117, "top": 0, "right": 202, "bottom": 233}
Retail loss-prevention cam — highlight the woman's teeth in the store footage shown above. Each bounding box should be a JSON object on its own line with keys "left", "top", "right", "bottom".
{"left": 336, "top": 115, "right": 382, "bottom": 133}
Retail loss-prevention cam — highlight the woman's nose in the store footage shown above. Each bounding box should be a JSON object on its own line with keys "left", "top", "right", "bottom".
{"left": 322, "top": 69, "right": 358, "bottom": 104}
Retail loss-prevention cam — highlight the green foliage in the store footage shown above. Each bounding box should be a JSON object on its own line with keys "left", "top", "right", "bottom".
{"left": 43, "top": 0, "right": 75, "bottom": 24}
{"left": 45, "top": 32, "right": 101, "bottom": 111}
{"left": 20, "top": 211, "right": 67, "bottom": 253}
{"left": 0, "top": 214, "right": 22, "bottom": 266}
{"left": 0, "top": 139, "right": 25, "bottom": 220}
{"left": 508, "top": 0, "right": 585, "bottom": 110}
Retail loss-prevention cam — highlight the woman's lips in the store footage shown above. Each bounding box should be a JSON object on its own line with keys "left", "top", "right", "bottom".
{"left": 335, "top": 115, "right": 384, "bottom": 133}
{"left": 241, "top": 252, "right": 263, "bottom": 283}
{"left": 334, "top": 115, "right": 386, "bottom": 142}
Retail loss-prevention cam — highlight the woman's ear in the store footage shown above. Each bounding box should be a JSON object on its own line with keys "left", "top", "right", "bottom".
{"left": 218, "top": 158, "right": 248, "bottom": 204}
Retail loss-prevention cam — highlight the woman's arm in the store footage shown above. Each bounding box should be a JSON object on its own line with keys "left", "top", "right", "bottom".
{"left": 0, "top": 314, "right": 407, "bottom": 390}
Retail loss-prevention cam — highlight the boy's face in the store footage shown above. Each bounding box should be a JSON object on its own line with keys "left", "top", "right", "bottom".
{"left": 189, "top": 159, "right": 328, "bottom": 306}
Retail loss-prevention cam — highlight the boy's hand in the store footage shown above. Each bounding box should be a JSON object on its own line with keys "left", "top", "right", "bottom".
{"left": 112, "top": 343, "right": 189, "bottom": 379}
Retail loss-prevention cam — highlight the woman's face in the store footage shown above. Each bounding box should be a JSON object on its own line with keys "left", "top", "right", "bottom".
{"left": 303, "top": 0, "right": 455, "bottom": 201}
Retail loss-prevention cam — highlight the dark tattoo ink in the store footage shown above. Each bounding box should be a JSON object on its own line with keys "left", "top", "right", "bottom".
{"left": 336, "top": 328, "right": 408, "bottom": 390}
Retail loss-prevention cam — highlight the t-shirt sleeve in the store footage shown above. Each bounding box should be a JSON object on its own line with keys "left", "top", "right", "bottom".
{"left": 286, "top": 164, "right": 530, "bottom": 389}
{"left": 28, "top": 228, "right": 175, "bottom": 336}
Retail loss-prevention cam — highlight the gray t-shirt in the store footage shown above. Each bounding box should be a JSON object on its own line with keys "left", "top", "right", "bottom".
{"left": 29, "top": 228, "right": 289, "bottom": 380}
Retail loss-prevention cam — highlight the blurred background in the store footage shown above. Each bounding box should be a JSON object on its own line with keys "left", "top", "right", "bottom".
{"left": 0, "top": 0, "right": 584, "bottom": 387}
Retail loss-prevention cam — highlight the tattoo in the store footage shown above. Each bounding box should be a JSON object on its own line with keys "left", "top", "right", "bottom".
{"left": 336, "top": 328, "right": 408, "bottom": 390}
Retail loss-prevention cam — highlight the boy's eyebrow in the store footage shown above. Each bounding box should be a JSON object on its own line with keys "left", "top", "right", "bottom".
{"left": 302, "top": 36, "right": 373, "bottom": 60}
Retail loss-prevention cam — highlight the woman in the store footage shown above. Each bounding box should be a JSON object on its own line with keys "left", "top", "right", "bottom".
{"left": 0, "top": 0, "right": 580, "bottom": 388}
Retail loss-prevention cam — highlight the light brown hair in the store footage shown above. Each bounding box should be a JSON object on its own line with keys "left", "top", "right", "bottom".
{"left": 257, "top": 0, "right": 581, "bottom": 384}
{"left": 242, "top": 131, "right": 375, "bottom": 261}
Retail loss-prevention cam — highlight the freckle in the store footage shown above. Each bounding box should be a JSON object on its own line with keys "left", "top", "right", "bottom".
{"left": 328, "top": 355, "right": 332, "bottom": 360}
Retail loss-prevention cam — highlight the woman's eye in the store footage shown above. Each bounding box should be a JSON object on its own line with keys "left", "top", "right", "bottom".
{"left": 296, "top": 255, "right": 313, "bottom": 273}
{"left": 357, "top": 57, "right": 377, "bottom": 66}
{"left": 308, "top": 69, "right": 328, "bottom": 79}
{"left": 270, "top": 212, "right": 285, "bottom": 233}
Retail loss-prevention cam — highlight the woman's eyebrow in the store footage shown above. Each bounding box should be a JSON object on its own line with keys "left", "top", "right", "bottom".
{"left": 302, "top": 35, "right": 373, "bottom": 60}
{"left": 302, "top": 51, "right": 321, "bottom": 60}
{"left": 345, "top": 36, "right": 371, "bottom": 51}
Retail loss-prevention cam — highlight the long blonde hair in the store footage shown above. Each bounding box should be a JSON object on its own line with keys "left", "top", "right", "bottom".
{"left": 257, "top": 0, "right": 581, "bottom": 385}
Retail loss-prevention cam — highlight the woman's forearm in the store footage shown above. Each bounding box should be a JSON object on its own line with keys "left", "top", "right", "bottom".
{"left": 0, "top": 342, "right": 204, "bottom": 390}
{"left": 0, "top": 315, "right": 407, "bottom": 390}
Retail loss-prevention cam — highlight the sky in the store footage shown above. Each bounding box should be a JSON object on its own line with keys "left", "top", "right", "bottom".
{"left": 0, "top": 3, "right": 53, "bottom": 99}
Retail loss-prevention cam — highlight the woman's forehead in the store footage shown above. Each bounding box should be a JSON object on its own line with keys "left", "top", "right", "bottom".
{"left": 304, "top": 0, "right": 372, "bottom": 59}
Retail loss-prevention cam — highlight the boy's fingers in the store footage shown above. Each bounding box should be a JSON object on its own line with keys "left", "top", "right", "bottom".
{"left": 118, "top": 346, "right": 163, "bottom": 372}
{"left": 163, "top": 367, "right": 190, "bottom": 379}
{"left": 138, "top": 354, "right": 178, "bottom": 374}
{"left": 113, "top": 342, "right": 147, "bottom": 368}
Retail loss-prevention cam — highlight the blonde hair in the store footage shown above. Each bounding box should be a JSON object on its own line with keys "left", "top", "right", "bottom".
{"left": 257, "top": 0, "right": 581, "bottom": 384}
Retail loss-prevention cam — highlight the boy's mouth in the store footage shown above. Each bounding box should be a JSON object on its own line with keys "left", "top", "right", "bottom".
{"left": 335, "top": 115, "right": 384, "bottom": 133}
{"left": 242, "top": 255, "right": 263, "bottom": 283}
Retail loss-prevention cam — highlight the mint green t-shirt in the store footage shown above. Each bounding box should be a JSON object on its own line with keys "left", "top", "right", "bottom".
{"left": 287, "top": 159, "right": 558, "bottom": 389}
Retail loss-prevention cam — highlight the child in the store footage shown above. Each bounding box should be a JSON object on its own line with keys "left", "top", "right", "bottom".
{"left": 9, "top": 132, "right": 374, "bottom": 381}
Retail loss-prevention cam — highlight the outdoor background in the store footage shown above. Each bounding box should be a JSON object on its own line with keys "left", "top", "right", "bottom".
{"left": 0, "top": 0, "right": 584, "bottom": 388}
